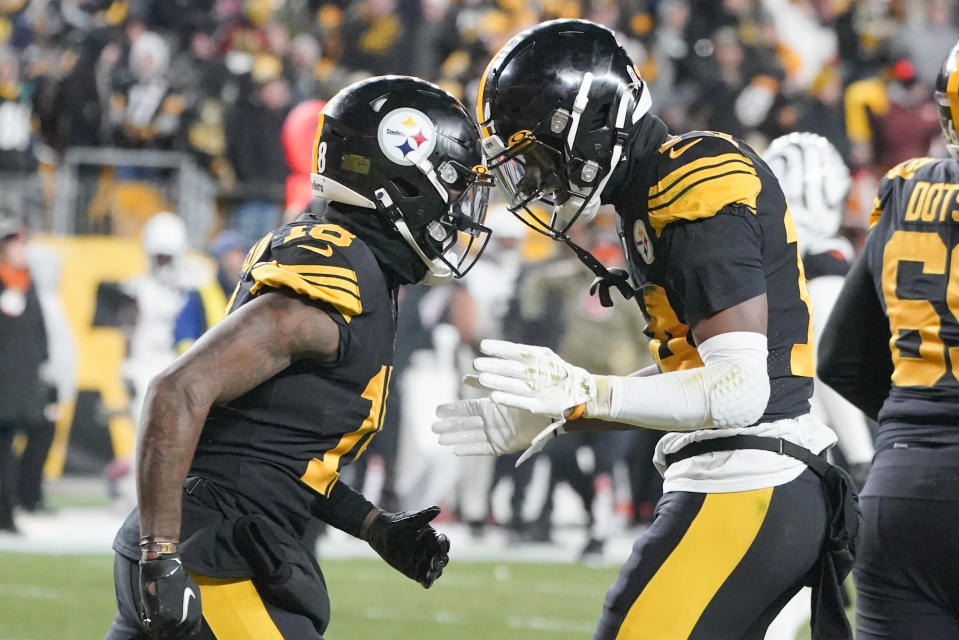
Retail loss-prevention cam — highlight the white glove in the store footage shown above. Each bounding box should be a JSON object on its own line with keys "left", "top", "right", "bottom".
{"left": 473, "top": 339, "right": 598, "bottom": 419}
{"left": 432, "top": 398, "right": 566, "bottom": 466}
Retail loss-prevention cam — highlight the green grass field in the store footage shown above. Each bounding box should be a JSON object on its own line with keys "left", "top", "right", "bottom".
{"left": 0, "top": 553, "right": 621, "bottom": 639}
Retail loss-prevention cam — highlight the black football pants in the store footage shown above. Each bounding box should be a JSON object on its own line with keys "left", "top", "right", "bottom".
{"left": 855, "top": 446, "right": 959, "bottom": 639}
{"left": 592, "top": 469, "right": 826, "bottom": 640}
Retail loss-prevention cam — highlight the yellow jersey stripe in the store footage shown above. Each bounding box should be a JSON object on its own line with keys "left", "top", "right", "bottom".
{"left": 614, "top": 488, "right": 773, "bottom": 640}
{"left": 649, "top": 153, "right": 754, "bottom": 200}
{"left": 279, "top": 263, "right": 358, "bottom": 281}
{"left": 191, "top": 574, "right": 285, "bottom": 639}
{"left": 301, "top": 366, "right": 391, "bottom": 496}
{"left": 249, "top": 261, "right": 362, "bottom": 320}
{"left": 300, "top": 275, "right": 361, "bottom": 299}
{"left": 647, "top": 170, "right": 761, "bottom": 235}
{"left": 648, "top": 165, "right": 757, "bottom": 211}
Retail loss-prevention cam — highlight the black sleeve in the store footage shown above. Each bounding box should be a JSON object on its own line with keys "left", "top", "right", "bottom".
{"left": 311, "top": 479, "right": 378, "bottom": 539}
{"left": 817, "top": 255, "right": 893, "bottom": 421}
{"left": 661, "top": 209, "right": 767, "bottom": 327}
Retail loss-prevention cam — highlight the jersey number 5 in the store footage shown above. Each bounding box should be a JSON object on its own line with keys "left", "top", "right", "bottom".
{"left": 881, "top": 230, "right": 959, "bottom": 387}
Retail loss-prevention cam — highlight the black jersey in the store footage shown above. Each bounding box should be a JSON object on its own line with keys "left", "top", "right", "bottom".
{"left": 615, "top": 131, "right": 814, "bottom": 422}
{"left": 862, "top": 157, "right": 959, "bottom": 446}
{"left": 189, "top": 217, "right": 397, "bottom": 533}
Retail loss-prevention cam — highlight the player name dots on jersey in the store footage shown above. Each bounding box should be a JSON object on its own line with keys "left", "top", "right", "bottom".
{"left": 905, "top": 180, "right": 959, "bottom": 223}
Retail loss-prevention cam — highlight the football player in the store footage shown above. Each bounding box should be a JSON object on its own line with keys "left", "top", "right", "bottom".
{"left": 433, "top": 20, "right": 857, "bottom": 639}
{"left": 105, "top": 76, "right": 492, "bottom": 640}
{"left": 818, "top": 40, "right": 959, "bottom": 640}
{"left": 762, "top": 132, "right": 875, "bottom": 639}
{"left": 763, "top": 132, "right": 875, "bottom": 484}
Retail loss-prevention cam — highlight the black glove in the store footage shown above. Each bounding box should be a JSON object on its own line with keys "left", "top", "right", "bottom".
{"left": 139, "top": 554, "right": 203, "bottom": 639}
{"left": 365, "top": 506, "right": 450, "bottom": 588}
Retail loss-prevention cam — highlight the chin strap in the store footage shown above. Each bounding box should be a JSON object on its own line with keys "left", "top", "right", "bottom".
{"left": 374, "top": 188, "right": 453, "bottom": 285}
{"left": 558, "top": 81, "right": 653, "bottom": 307}
{"left": 557, "top": 233, "right": 636, "bottom": 307}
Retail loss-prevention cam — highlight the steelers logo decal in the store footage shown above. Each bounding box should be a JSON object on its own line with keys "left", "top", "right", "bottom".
{"left": 633, "top": 219, "right": 654, "bottom": 264}
{"left": 377, "top": 108, "right": 437, "bottom": 166}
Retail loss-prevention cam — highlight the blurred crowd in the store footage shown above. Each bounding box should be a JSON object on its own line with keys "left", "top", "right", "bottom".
{"left": 1, "top": 0, "right": 957, "bottom": 559}
{"left": 0, "top": 0, "right": 957, "bottom": 241}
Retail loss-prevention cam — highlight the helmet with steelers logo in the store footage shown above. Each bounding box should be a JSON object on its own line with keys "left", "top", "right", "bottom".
{"left": 935, "top": 40, "right": 959, "bottom": 159}
{"left": 311, "top": 75, "right": 493, "bottom": 283}
{"left": 476, "top": 20, "right": 652, "bottom": 237}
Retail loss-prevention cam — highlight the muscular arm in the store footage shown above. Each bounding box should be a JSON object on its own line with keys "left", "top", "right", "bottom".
{"left": 137, "top": 291, "right": 341, "bottom": 545}
{"left": 817, "top": 256, "right": 893, "bottom": 421}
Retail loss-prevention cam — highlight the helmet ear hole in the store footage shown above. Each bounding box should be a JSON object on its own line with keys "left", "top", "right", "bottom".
{"left": 390, "top": 177, "right": 421, "bottom": 198}
{"left": 588, "top": 103, "right": 611, "bottom": 132}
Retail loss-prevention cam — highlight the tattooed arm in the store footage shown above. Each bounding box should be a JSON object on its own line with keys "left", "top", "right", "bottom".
{"left": 136, "top": 290, "right": 341, "bottom": 546}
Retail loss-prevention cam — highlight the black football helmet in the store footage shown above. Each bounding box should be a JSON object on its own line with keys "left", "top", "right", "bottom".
{"left": 476, "top": 20, "right": 652, "bottom": 237}
{"left": 311, "top": 76, "right": 493, "bottom": 284}
{"left": 935, "top": 41, "right": 959, "bottom": 159}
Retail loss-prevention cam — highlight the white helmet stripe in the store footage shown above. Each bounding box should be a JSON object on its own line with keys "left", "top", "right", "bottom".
{"left": 311, "top": 173, "right": 376, "bottom": 208}
{"left": 566, "top": 72, "right": 594, "bottom": 149}
{"left": 631, "top": 82, "right": 652, "bottom": 124}
{"left": 408, "top": 149, "right": 449, "bottom": 204}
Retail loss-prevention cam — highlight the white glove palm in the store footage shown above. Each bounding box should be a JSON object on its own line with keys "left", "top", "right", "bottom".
{"left": 473, "top": 339, "right": 597, "bottom": 418}
{"left": 432, "top": 398, "right": 566, "bottom": 466}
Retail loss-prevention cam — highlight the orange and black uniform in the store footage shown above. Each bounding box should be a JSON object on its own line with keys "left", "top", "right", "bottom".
{"left": 108, "top": 214, "right": 400, "bottom": 640}
{"left": 591, "top": 122, "right": 834, "bottom": 640}
{"left": 820, "top": 157, "right": 959, "bottom": 639}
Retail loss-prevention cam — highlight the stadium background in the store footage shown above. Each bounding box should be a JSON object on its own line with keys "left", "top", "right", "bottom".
{"left": 0, "top": 0, "right": 954, "bottom": 638}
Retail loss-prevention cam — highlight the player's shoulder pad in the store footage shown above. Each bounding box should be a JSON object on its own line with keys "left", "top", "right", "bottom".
{"left": 881, "top": 157, "right": 939, "bottom": 183}
{"left": 656, "top": 131, "right": 745, "bottom": 162}
{"left": 648, "top": 131, "right": 761, "bottom": 236}
{"left": 249, "top": 221, "right": 363, "bottom": 321}
{"left": 870, "top": 157, "right": 946, "bottom": 229}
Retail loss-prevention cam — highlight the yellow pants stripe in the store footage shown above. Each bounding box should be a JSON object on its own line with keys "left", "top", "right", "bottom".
{"left": 614, "top": 488, "right": 774, "bottom": 640}
{"left": 191, "top": 574, "right": 286, "bottom": 639}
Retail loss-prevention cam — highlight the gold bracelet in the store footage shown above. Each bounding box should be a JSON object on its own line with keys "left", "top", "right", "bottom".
{"left": 139, "top": 536, "right": 179, "bottom": 556}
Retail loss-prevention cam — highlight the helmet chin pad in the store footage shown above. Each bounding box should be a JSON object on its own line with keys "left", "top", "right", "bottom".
{"left": 552, "top": 192, "right": 600, "bottom": 231}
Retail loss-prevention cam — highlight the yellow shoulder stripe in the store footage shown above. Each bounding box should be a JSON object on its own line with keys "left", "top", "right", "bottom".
{"left": 249, "top": 261, "right": 362, "bottom": 320}
{"left": 647, "top": 156, "right": 760, "bottom": 235}
{"left": 650, "top": 153, "right": 755, "bottom": 201}
{"left": 883, "top": 157, "right": 936, "bottom": 181}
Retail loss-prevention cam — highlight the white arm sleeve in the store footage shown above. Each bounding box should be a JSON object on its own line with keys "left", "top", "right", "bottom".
{"left": 588, "top": 332, "right": 770, "bottom": 430}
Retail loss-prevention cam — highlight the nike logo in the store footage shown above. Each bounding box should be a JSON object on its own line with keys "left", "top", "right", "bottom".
{"left": 668, "top": 138, "right": 702, "bottom": 159}
{"left": 180, "top": 587, "right": 197, "bottom": 624}
{"left": 301, "top": 244, "right": 333, "bottom": 257}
